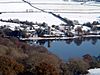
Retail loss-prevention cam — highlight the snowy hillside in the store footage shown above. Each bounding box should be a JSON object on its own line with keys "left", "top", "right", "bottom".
{"left": 0, "top": 0, "right": 100, "bottom": 26}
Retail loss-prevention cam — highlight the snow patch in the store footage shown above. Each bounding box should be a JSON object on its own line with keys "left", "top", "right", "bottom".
{"left": 0, "top": 21, "right": 20, "bottom": 30}
{"left": 87, "top": 68, "right": 100, "bottom": 75}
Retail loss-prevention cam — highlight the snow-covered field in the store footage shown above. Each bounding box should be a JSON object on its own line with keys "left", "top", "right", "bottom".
{"left": 0, "top": 21, "right": 20, "bottom": 30}
{"left": 0, "top": 0, "right": 100, "bottom": 26}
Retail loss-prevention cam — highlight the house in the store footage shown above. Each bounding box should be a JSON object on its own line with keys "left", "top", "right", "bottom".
{"left": 33, "top": 25, "right": 40, "bottom": 29}
{"left": 82, "top": 26, "right": 91, "bottom": 32}
{"left": 51, "top": 29, "right": 65, "bottom": 36}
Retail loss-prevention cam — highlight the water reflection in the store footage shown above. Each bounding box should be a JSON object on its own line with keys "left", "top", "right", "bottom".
{"left": 27, "top": 37, "right": 100, "bottom": 61}
{"left": 28, "top": 37, "right": 100, "bottom": 47}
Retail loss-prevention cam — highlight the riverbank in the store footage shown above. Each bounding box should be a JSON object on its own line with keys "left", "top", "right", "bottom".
{"left": 20, "top": 35, "right": 100, "bottom": 41}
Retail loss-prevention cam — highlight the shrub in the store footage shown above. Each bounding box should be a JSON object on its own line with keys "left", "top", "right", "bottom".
{"left": 35, "top": 62, "right": 59, "bottom": 75}
{"left": 67, "top": 58, "right": 89, "bottom": 75}
{"left": 0, "top": 45, "right": 9, "bottom": 56}
{"left": 60, "top": 63, "right": 72, "bottom": 75}
{"left": 25, "top": 51, "right": 61, "bottom": 74}
{"left": 0, "top": 37, "right": 15, "bottom": 48}
{"left": 0, "top": 55, "right": 24, "bottom": 75}
{"left": 83, "top": 54, "right": 98, "bottom": 68}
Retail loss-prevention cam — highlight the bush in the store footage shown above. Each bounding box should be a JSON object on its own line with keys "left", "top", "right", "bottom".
{"left": 0, "top": 37, "right": 16, "bottom": 48}
{"left": 67, "top": 58, "right": 89, "bottom": 75}
{"left": 24, "top": 51, "right": 61, "bottom": 75}
{"left": 0, "top": 55, "right": 24, "bottom": 75}
{"left": 35, "top": 62, "right": 59, "bottom": 75}
{"left": 60, "top": 63, "right": 72, "bottom": 75}
{"left": 83, "top": 54, "right": 94, "bottom": 63}
{"left": 0, "top": 45, "right": 9, "bottom": 56}
{"left": 83, "top": 54, "right": 100, "bottom": 68}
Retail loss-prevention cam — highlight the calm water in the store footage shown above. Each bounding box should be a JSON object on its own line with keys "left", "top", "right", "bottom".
{"left": 29, "top": 37, "right": 100, "bottom": 61}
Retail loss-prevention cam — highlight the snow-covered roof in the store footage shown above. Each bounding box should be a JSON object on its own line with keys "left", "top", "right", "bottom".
{"left": 33, "top": 25, "right": 40, "bottom": 29}
{"left": 82, "top": 26, "right": 91, "bottom": 31}
{"left": 51, "top": 30, "right": 64, "bottom": 35}
{"left": 74, "top": 25, "right": 82, "bottom": 29}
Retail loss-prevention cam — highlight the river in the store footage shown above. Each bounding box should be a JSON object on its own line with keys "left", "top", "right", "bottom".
{"left": 28, "top": 37, "right": 100, "bottom": 61}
